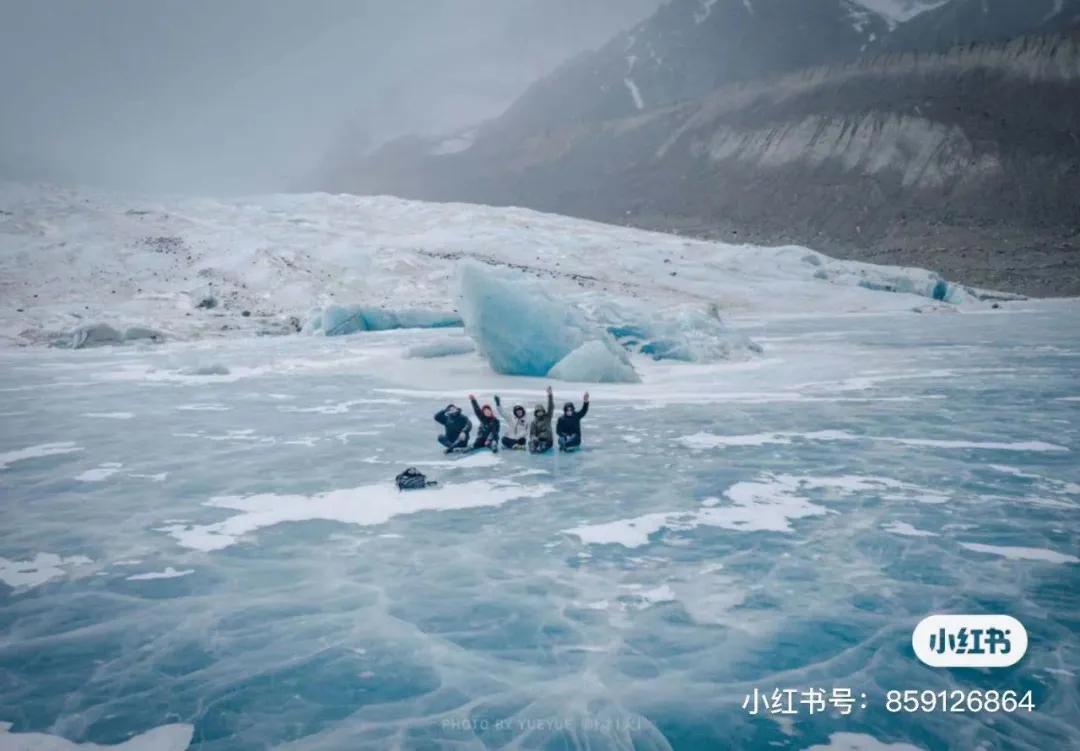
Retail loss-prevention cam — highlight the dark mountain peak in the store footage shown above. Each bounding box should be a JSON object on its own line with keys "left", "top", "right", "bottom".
{"left": 488, "top": 0, "right": 889, "bottom": 138}
{"left": 333, "top": 2, "right": 1080, "bottom": 296}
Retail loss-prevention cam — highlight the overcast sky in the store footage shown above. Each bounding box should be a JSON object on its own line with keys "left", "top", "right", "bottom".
{"left": 0, "top": 0, "right": 660, "bottom": 194}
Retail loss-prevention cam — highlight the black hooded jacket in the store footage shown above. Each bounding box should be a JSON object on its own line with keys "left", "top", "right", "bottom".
{"left": 556, "top": 401, "right": 589, "bottom": 438}
{"left": 434, "top": 406, "right": 471, "bottom": 442}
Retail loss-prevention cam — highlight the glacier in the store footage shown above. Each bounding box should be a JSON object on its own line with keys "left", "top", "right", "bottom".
{"left": 305, "top": 305, "right": 461, "bottom": 336}
{"left": 0, "top": 184, "right": 998, "bottom": 349}
{"left": 457, "top": 261, "right": 637, "bottom": 381}
{"left": 0, "top": 185, "right": 1076, "bottom": 751}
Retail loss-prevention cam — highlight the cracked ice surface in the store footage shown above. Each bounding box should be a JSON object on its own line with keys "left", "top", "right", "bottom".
{"left": 0, "top": 304, "right": 1078, "bottom": 750}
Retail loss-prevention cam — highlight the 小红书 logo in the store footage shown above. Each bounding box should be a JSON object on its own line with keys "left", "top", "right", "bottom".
{"left": 912, "top": 615, "right": 1027, "bottom": 668}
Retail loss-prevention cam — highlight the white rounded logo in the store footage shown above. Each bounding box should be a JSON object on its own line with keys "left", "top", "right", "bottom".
{"left": 912, "top": 615, "right": 1027, "bottom": 668}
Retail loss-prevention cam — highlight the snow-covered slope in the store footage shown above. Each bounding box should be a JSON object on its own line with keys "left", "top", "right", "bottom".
{"left": 854, "top": 0, "right": 949, "bottom": 25}
{"left": 0, "top": 183, "right": 980, "bottom": 347}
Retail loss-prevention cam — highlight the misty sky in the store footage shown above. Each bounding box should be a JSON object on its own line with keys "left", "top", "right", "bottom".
{"left": 0, "top": 0, "right": 660, "bottom": 194}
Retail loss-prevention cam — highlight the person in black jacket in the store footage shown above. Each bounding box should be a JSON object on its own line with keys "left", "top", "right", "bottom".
{"left": 434, "top": 404, "right": 471, "bottom": 453}
{"left": 556, "top": 392, "right": 589, "bottom": 452}
{"left": 469, "top": 394, "right": 500, "bottom": 452}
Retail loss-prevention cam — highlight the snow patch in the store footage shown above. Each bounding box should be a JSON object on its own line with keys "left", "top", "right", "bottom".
{"left": 693, "top": 0, "right": 719, "bottom": 24}
{"left": 0, "top": 722, "right": 193, "bottom": 751}
{"left": 566, "top": 474, "right": 907, "bottom": 547}
{"left": 161, "top": 479, "right": 551, "bottom": 551}
{"left": 623, "top": 77, "right": 644, "bottom": 110}
{"left": 0, "top": 442, "right": 83, "bottom": 470}
{"left": 626, "top": 583, "right": 676, "bottom": 607}
{"left": 125, "top": 567, "right": 195, "bottom": 581}
{"left": 0, "top": 553, "right": 93, "bottom": 590}
{"left": 429, "top": 130, "right": 476, "bottom": 156}
{"left": 883, "top": 521, "right": 939, "bottom": 538}
{"left": 75, "top": 463, "right": 123, "bottom": 482}
{"left": 802, "top": 731, "right": 925, "bottom": 751}
{"left": 851, "top": 0, "right": 948, "bottom": 26}
{"left": 959, "top": 543, "right": 1079, "bottom": 565}
{"left": 565, "top": 512, "right": 673, "bottom": 548}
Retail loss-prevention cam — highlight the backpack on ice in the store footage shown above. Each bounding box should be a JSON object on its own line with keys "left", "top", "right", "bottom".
{"left": 395, "top": 467, "right": 436, "bottom": 491}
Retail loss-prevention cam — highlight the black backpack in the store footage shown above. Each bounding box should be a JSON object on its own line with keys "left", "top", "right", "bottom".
{"left": 395, "top": 467, "right": 436, "bottom": 491}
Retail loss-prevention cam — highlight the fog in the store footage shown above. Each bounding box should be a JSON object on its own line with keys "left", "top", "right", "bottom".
{"left": 0, "top": 0, "right": 660, "bottom": 195}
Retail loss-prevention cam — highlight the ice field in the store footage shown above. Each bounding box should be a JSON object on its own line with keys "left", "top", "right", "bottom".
{"left": 0, "top": 184, "right": 974, "bottom": 349}
{"left": 1, "top": 185, "right": 1078, "bottom": 749}
{"left": 1, "top": 300, "right": 1078, "bottom": 751}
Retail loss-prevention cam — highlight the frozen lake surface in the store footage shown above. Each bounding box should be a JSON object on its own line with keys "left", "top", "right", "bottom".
{"left": 1, "top": 303, "right": 1077, "bottom": 750}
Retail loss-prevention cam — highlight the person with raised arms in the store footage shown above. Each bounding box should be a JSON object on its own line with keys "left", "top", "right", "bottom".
{"left": 528, "top": 386, "right": 555, "bottom": 454}
{"left": 556, "top": 392, "right": 590, "bottom": 452}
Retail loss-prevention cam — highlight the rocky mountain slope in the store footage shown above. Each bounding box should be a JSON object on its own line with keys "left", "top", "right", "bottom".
{"left": 484, "top": 0, "right": 889, "bottom": 138}
{"left": 883, "top": 0, "right": 1080, "bottom": 51}
{"left": 329, "top": 0, "right": 1080, "bottom": 296}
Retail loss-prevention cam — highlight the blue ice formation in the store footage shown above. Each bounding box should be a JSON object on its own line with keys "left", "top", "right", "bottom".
{"left": 405, "top": 339, "right": 476, "bottom": 359}
{"left": 457, "top": 261, "right": 638, "bottom": 382}
{"left": 855, "top": 276, "right": 963, "bottom": 302}
{"left": 605, "top": 308, "right": 762, "bottom": 363}
{"left": 548, "top": 340, "right": 641, "bottom": 383}
{"left": 808, "top": 257, "right": 969, "bottom": 303}
{"left": 306, "top": 306, "right": 462, "bottom": 336}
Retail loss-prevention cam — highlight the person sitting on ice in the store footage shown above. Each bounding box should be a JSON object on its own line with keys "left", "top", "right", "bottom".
{"left": 434, "top": 404, "right": 471, "bottom": 453}
{"left": 528, "top": 386, "right": 555, "bottom": 454}
{"left": 469, "top": 394, "right": 500, "bottom": 452}
{"left": 556, "top": 392, "right": 590, "bottom": 452}
{"left": 494, "top": 394, "right": 529, "bottom": 450}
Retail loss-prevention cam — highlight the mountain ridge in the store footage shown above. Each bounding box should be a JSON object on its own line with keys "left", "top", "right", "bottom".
{"left": 326, "top": 0, "right": 1080, "bottom": 296}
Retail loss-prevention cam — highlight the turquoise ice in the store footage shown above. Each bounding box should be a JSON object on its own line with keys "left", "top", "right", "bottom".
{"left": 0, "top": 303, "right": 1077, "bottom": 750}
{"left": 456, "top": 261, "right": 637, "bottom": 382}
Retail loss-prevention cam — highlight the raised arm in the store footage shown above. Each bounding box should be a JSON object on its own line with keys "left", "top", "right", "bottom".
{"left": 546, "top": 386, "right": 554, "bottom": 416}
{"left": 494, "top": 394, "right": 511, "bottom": 422}
{"left": 578, "top": 392, "right": 589, "bottom": 419}
{"left": 469, "top": 395, "right": 483, "bottom": 420}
